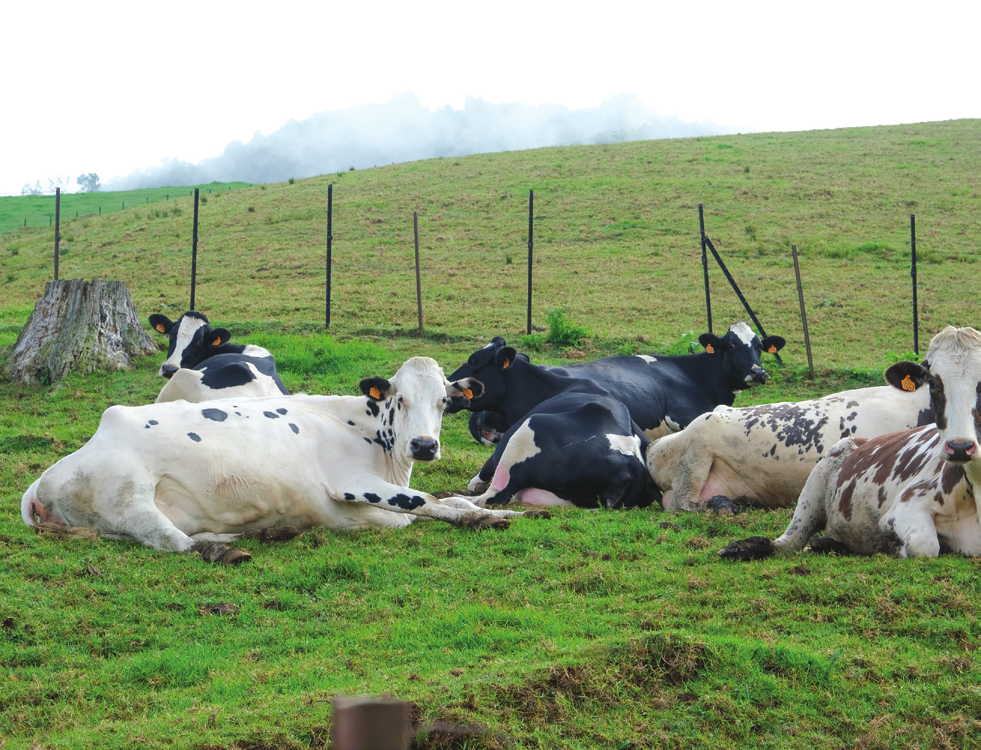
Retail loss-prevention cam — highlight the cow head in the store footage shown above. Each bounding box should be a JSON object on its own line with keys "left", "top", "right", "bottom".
{"left": 446, "top": 337, "right": 518, "bottom": 414}
{"left": 148, "top": 312, "right": 232, "bottom": 378}
{"left": 885, "top": 326, "right": 981, "bottom": 465}
{"left": 359, "top": 356, "right": 471, "bottom": 462}
{"left": 699, "top": 322, "right": 785, "bottom": 390}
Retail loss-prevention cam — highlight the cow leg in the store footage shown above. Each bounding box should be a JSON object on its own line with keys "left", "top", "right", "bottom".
{"left": 886, "top": 502, "right": 941, "bottom": 558}
{"left": 334, "top": 480, "right": 513, "bottom": 529}
{"left": 662, "top": 451, "right": 715, "bottom": 511}
{"left": 436, "top": 495, "right": 550, "bottom": 519}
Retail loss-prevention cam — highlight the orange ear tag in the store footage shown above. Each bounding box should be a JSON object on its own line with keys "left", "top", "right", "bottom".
{"left": 212, "top": 337, "right": 222, "bottom": 346}
{"left": 156, "top": 324, "right": 166, "bottom": 333}
{"left": 901, "top": 375, "right": 916, "bottom": 392}
{"left": 369, "top": 387, "right": 382, "bottom": 399}
{"left": 705, "top": 344, "right": 714, "bottom": 354}
{"left": 463, "top": 388, "right": 474, "bottom": 399}
{"left": 502, "top": 358, "right": 510, "bottom": 369}
{"left": 768, "top": 345, "right": 777, "bottom": 354}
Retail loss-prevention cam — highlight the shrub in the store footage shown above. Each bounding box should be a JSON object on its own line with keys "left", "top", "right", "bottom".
{"left": 545, "top": 307, "right": 590, "bottom": 348}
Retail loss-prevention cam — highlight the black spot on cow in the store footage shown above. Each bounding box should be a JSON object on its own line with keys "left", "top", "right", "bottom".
{"left": 344, "top": 493, "right": 356, "bottom": 500}
{"left": 263, "top": 411, "right": 279, "bottom": 419}
{"left": 145, "top": 420, "right": 159, "bottom": 429}
{"left": 389, "top": 408, "right": 396, "bottom": 425}
{"left": 365, "top": 493, "right": 382, "bottom": 504}
{"left": 367, "top": 401, "right": 380, "bottom": 417}
{"left": 188, "top": 433, "right": 202, "bottom": 443}
{"left": 348, "top": 420, "right": 356, "bottom": 426}
{"left": 916, "top": 407, "right": 935, "bottom": 427}
{"left": 276, "top": 408, "right": 287, "bottom": 415}
{"left": 202, "top": 408, "right": 228, "bottom": 422}
{"left": 363, "top": 437, "right": 372, "bottom": 444}
{"left": 289, "top": 423, "right": 299, "bottom": 434}
{"left": 389, "top": 493, "right": 426, "bottom": 511}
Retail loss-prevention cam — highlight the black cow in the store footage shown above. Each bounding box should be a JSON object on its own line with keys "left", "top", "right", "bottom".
{"left": 453, "top": 322, "right": 785, "bottom": 444}
{"left": 148, "top": 311, "right": 289, "bottom": 403}
{"left": 449, "top": 347, "right": 657, "bottom": 509}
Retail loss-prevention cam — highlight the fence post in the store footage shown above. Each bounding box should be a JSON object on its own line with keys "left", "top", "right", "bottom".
{"left": 414, "top": 212, "right": 423, "bottom": 334}
{"left": 326, "top": 184, "right": 333, "bottom": 329}
{"left": 190, "top": 188, "right": 199, "bottom": 311}
{"left": 792, "top": 246, "right": 814, "bottom": 379}
{"left": 54, "top": 188, "right": 61, "bottom": 281}
{"left": 910, "top": 214, "right": 918, "bottom": 356}
{"left": 698, "top": 204, "right": 712, "bottom": 334}
{"left": 527, "top": 190, "right": 534, "bottom": 335}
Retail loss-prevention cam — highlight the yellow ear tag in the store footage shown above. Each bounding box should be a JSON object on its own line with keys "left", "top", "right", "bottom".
{"left": 212, "top": 337, "right": 222, "bottom": 346}
{"left": 768, "top": 345, "right": 777, "bottom": 354}
{"left": 369, "top": 387, "right": 382, "bottom": 399}
{"left": 463, "top": 388, "right": 473, "bottom": 399}
{"left": 706, "top": 344, "right": 715, "bottom": 354}
{"left": 502, "top": 358, "right": 510, "bottom": 369}
{"left": 901, "top": 375, "right": 916, "bottom": 392}
{"left": 156, "top": 324, "right": 166, "bottom": 333}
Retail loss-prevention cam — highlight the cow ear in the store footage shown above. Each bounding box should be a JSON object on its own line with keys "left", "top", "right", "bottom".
{"left": 360, "top": 377, "right": 392, "bottom": 401}
{"left": 148, "top": 314, "right": 174, "bottom": 335}
{"left": 761, "top": 336, "right": 786, "bottom": 354}
{"left": 885, "top": 361, "right": 930, "bottom": 392}
{"left": 496, "top": 346, "right": 518, "bottom": 369}
{"left": 699, "top": 333, "right": 723, "bottom": 354}
{"left": 209, "top": 328, "right": 232, "bottom": 347}
{"left": 445, "top": 378, "right": 482, "bottom": 413}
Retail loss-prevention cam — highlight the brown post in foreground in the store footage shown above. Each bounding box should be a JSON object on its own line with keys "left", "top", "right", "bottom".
{"left": 792, "top": 245, "right": 815, "bottom": 379}
{"left": 332, "top": 695, "right": 410, "bottom": 750}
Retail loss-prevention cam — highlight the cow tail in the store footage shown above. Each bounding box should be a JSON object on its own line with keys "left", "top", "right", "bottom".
{"left": 21, "top": 478, "right": 43, "bottom": 528}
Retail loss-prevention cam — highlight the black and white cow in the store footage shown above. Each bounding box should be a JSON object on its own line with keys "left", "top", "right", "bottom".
{"left": 452, "top": 322, "right": 785, "bottom": 444}
{"left": 720, "top": 326, "right": 981, "bottom": 560}
{"left": 22, "top": 357, "right": 542, "bottom": 563}
{"left": 650, "top": 384, "right": 934, "bottom": 512}
{"left": 149, "top": 311, "right": 288, "bottom": 403}
{"left": 447, "top": 345, "right": 657, "bottom": 509}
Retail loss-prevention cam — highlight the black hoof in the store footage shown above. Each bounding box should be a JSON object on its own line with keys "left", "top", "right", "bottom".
{"left": 522, "top": 509, "right": 552, "bottom": 520}
{"left": 706, "top": 495, "right": 740, "bottom": 515}
{"left": 718, "top": 536, "right": 775, "bottom": 561}
{"left": 808, "top": 536, "right": 852, "bottom": 555}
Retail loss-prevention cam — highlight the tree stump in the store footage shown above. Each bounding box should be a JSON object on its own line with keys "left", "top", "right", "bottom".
{"left": 4, "top": 278, "right": 157, "bottom": 386}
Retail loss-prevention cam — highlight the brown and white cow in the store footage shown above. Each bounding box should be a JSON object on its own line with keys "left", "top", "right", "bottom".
{"left": 22, "top": 358, "right": 542, "bottom": 563}
{"left": 650, "top": 384, "right": 933, "bottom": 512}
{"left": 721, "top": 326, "right": 981, "bottom": 559}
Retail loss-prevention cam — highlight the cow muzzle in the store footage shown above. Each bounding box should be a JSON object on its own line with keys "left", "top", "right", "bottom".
{"left": 410, "top": 436, "right": 439, "bottom": 461}
{"left": 745, "top": 367, "right": 768, "bottom": 385}
{"left": 944, "top": 439, "right": 978, "bottom": 463}
{"left": 160, "top": 364, "right": 179, "bottom": 379}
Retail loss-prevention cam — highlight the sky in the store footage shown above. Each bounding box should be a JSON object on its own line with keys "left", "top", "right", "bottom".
{"left": 3, "top": 0, "right": 978, "bottom": 196}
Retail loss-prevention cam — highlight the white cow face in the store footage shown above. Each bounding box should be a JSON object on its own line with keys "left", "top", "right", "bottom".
{"left": 359, "top": 357, "right": 471, "bottom": 462}
{"left": 886, "top": 326, "right": 981, "bottom": 464}
{"left": 148, "top": 311, "right": 231, "bottom": 378}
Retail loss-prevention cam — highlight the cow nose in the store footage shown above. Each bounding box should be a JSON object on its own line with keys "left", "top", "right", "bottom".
{"left": 161, "top": 364, "right": 179, "bottom": 379}
{"left": 410, "top": 437, "right": 439, "bottom": 461}
{"left": 944, "top": 440, "right": 977, "bottom": 463}
{"left": 747, "top": 367, "right": 768, "bottom": 384}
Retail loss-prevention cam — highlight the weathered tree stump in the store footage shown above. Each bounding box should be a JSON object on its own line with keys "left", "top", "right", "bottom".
{"left": 4, "top": 278, "right": 156, "bottom": 385}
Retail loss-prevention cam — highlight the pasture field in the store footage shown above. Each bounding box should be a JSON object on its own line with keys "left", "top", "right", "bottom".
{"left": 1, "top": 120, "right": 980, "bottom": 748}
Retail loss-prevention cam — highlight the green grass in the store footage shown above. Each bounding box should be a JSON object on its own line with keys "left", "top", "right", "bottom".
{"left": 1, "top": 120, "right": 980, "bottom": 749}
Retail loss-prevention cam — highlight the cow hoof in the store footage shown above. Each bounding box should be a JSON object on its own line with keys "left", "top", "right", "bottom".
{"left": 522, "top": 509, "right": 552, "bottom": 520}
{"left": 241, "top": 525, "right": 301, "bottom": 543}
{"left": 808, "top": 536, "right": 852, "bottom": 555}
{"left": 706, "top": 495, "right": 740, "bottom": 515}
{"left": 468, "top": 515, "right": 510, "bottom": 531}
{"left": 192, "top": 541, "right": 252, "bottom": 565}
{"left": 718, "top": 536, "right": 775, "bottom": 561}
{"left": 36, "top": 522, "right": 99, "bottom": 541}
{"left": 432, "top": 490, "right": 478, "bottom": 499}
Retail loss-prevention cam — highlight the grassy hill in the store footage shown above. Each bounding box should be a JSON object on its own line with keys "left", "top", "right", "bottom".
{"left": 0, "top": 121, "right": 979, "bottom": 749}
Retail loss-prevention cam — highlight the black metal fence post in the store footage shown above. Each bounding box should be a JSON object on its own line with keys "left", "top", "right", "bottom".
{"left": 190, "top": 188, "right": 199, "bottom": 311}
{"left": 414, "top": 212, "right": 423, "bottom": 334}
{"left": 792, "top": 245, "right": 815, "bottom": 379}
{"left": 527, "top": 190, "right": 534, "bottom": 335}
{"left": 326, "top": 184, "right": 333, "bottom": 328}
{"left": 911, "top": 214, "right": 918, "bottom": 356}
{"left": 699, "top": 204, "right": 712, "bottom": 334}
{"left": 54, "top": 188, "right": 60, "bottom": 281}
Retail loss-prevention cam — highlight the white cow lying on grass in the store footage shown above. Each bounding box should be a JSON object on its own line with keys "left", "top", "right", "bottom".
{"left": 648, "top": 384, "right": 933, "bottom": 512}
{"left": 720, "top": 326, "right": 981, "bottom": 559}
{"left": 22, "top": 357, "right": 544, "bottom": 564}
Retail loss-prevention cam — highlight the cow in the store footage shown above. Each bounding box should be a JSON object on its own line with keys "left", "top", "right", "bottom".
{"left": 21, "top": 357, "right": 543, "bottom": 564}
{"left": 451, "top": 322, "right": 785, "bottom": 444}
{"left": 447, "top": 345, "right": 657, "bottom": 509}
{"left": 650, "top": 383, "right": 934, "bottom": 513}
{"left": 720, "top": 326, "right": 981, "bottom": 560}
{"left": 149, "top": 311, "right": 288, "bottom": 403}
